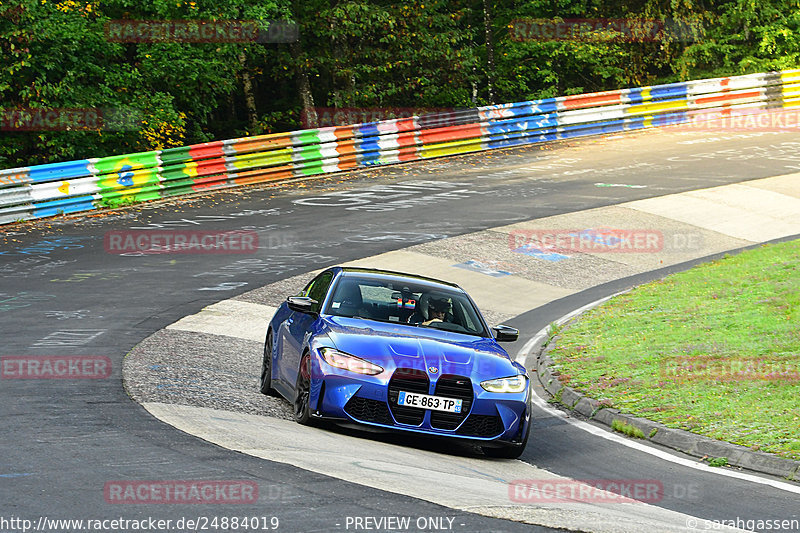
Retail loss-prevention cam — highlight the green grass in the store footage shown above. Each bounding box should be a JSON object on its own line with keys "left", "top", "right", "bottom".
{"left": 550, "top": 239, "right": 800, "bottom": 461}
{"left": 611, "top": 419, "right": 645, "bottom": 439}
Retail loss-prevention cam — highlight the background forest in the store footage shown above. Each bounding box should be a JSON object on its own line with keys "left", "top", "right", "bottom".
{"left": 1, "top": 0, "right": 799, "bottom": 167}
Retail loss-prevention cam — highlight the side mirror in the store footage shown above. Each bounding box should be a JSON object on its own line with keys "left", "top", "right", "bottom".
{"left": 287, "top": 296, "right": 318, "bottom": 314}
{"left": 492, "top": 324, "right": 519, "bottom": 342}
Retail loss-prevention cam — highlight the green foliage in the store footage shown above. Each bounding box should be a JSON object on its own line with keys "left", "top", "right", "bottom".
{"left": 0, "top": 0, "right": 285, "bottom": 165}
{"left": 676, "top": 0, "right": 800, "bottom": 77}
{"left": 611, "top": 419, "right": 646, "bottom": 439}
{"left": 707, "top": 456, "right": 729, "bottom": 467}
{"left": 304, "top": 0, "right": 478, "bottom": 107}
{"left": 1, "top": 0, "right": 797, "bottom": 168}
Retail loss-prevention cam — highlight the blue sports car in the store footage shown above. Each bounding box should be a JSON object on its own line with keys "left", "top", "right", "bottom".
{"left": 260, "top": 267, "right": 531, "bottom": 458}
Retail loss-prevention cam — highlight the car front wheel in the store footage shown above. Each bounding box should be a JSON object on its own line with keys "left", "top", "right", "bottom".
{"left": 259, "top": 330, "right": 278, "bottom": 396}
{"left": 293, "top": 352, "right": 313, "bottom": 425}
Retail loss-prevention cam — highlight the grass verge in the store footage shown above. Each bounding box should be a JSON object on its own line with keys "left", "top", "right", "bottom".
{"left": 550, "top": 239, "right": 800, "bottom": 460}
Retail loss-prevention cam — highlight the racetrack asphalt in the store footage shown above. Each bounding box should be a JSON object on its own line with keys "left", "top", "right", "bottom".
{"left": 2, "top": 128, "right": 800, "bottom": 532}
{"left": 123, "top": 172, "right": 800, "bottom": 531}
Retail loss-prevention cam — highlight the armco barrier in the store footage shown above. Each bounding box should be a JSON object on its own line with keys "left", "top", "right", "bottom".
{"left": 2, "top": 69, "right": 799, "bottom": 225}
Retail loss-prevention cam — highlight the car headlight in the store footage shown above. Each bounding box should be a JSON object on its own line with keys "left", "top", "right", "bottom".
{"left": 319, "top": 347, "right": 384, "bottom": 376}
{"left": 480, "top": 374, "right": 528, "bottom": 393}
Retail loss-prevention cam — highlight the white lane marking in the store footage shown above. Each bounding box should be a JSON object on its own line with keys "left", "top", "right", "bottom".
{"left": 517, "top": 313, "right": 800, "bottom": 497}
{"left": 527, "top": 394, "right": 800, "bottom": 496}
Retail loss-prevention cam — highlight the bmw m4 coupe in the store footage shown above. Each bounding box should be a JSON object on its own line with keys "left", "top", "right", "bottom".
{"left": 260, "top": 267, "right": 531, "bottom": 458}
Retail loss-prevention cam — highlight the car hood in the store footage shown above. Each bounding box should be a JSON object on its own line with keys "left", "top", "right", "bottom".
{"left": 319, "top": 315, "right": 521, "bottom": 378}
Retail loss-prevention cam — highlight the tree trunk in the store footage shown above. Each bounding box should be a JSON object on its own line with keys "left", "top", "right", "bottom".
{"left": 483, "top": 0, "right": 496, "bottom": 104}
{"left": 290, "top": 41, "right": 318, "bottom": 129}
{"left": 289, "top": 1, "right": 317, "bottom": 129}
{"left": 238, "top": 51, "right": 259, "bottom": 133}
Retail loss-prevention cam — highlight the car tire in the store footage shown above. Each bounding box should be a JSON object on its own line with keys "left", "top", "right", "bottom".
{"left": 482, "top": 414, "right": 531, "bottom": 459}
{"left": 293, "top": 352, "right": 313, "bottom": 425}
{"left": 259, "top": 330, "right": 278, "bottom": 396}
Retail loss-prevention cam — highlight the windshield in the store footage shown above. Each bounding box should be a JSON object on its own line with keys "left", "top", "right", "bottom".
{"left": 324, "top": 274, "right": 489, "bottom": 337}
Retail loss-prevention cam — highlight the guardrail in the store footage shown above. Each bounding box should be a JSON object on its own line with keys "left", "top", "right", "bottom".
{"left": 2, "top": 69, "right": 799, "bottom": 225}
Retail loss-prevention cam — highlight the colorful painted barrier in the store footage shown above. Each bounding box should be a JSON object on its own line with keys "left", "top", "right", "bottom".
{"left": 2, "top": 69, "right": 799, "bottom": 225}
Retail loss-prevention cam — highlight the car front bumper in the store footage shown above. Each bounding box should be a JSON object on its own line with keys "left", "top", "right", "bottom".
{"left": 308, "top": 363, "right": 531, "bottom": 444}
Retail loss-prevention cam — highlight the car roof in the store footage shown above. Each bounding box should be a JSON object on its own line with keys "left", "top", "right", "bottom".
{"left": 337, "top": 267, "right": 461, "bottom": 290}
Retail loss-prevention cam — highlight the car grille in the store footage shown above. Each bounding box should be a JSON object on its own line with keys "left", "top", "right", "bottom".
{"left": 344, "top": 396, "right": 392, "bottom": 425}
{"left": 430, "top": 375, "right": 473, "bottom": 430}
{"left": 456, "top": 414, "right": 504, "bottom": 437}
{"left": 388, "top": 368, "right": 429, "bottom": 425}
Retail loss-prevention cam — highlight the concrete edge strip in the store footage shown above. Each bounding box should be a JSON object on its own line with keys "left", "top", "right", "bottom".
{"left": 516, "top": 278, "right": 800, "bottom": 489}
{"left": 166, "top": 300, "right": 277, "bottom": 342}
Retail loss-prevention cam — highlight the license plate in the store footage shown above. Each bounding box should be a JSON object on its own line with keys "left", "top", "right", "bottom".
{"left": 397, "top": 391, "right": 462, "bottom": 413}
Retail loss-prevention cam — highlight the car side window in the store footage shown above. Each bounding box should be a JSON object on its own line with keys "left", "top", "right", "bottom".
{"left": 304, "top": 271, "right": 333, "bottom": 313}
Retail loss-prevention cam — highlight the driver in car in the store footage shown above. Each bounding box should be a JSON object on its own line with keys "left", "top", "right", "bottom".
{"left": 421, "top": 297, "right": 450, "bottom": 326}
